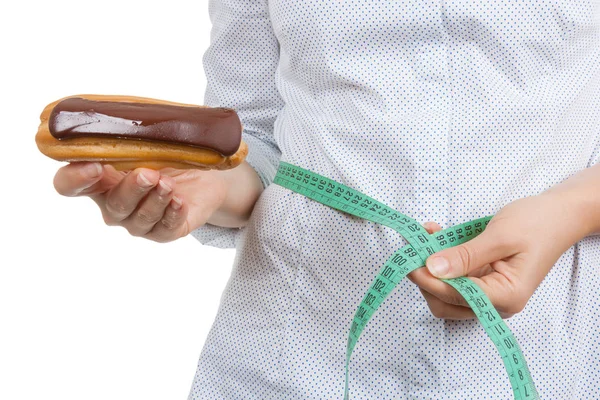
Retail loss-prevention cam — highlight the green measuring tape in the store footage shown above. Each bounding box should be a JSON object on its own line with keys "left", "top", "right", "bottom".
{"left": 273, "top": 161, "right": 539, "bottom": 400}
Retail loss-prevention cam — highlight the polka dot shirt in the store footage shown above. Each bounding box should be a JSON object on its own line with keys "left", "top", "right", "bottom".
{"left": 189, "top": 0, "right": 600, "bottom": 398}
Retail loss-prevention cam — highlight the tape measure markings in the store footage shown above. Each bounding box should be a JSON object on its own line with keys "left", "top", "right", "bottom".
{"left": 275, "top": 164, "right": 439, "bottom": 262}
{"left": 273, "top": 162, "right": 538, "bottom": 400}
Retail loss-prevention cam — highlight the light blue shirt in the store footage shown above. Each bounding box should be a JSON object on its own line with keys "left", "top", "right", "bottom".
{"left": 190, "top": 0, "right": 600, "bottom": 398}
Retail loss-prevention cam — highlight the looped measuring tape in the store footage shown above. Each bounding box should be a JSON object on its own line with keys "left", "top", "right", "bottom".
{"left": 273, "top": 161, "right": 539, "bottom": 400}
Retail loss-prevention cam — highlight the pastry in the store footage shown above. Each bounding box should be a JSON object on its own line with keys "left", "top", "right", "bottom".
{"left": 35, "top": 94, "right": 247, "bottom": 170}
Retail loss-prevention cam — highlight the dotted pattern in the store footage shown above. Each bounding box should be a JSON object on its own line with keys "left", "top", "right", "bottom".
{"left": 190, "top": 0, "right": 600, "bottom": 399}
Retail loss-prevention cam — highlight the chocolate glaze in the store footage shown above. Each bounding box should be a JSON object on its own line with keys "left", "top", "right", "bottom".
{"left": 48, "top": 98, "right": 242, "bottom": 156}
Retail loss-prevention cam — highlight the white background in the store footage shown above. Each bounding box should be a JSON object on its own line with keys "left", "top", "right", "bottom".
{"left": 0, "top": 1, "right": 236, "bottom": 399}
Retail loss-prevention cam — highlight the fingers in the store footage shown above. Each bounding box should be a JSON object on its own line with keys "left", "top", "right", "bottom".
{"left": 54, "top": 162, "right": 104, "bottom": 196}
{"left": 412, "top": 260, "right": 524, "bottom": 318}
{"left": 414, "top": 267, "right": 519, "bottom": 318}
{"left": 99, "top": 169, "right": 189, "bottom": 242}
{"left": 413, "top": 220, "right": 522, "bottom": 319}
{"left": 55, "top": 163, "right": 191, "bottom": 243}
{"left": 145, "top": 197, "right": 188, "bottom": 243}
{"left": 121, "top": 176, "right": 175, "bottom": 236}
{"left": 420, "top": 281, "right": 516, "bottom": 320}
{"left": 54, "top": 162, "right": 129, "bottom": 197}
{"left": 423, "top": 221, "right": 442, "bottom": 234}
{"left": 408, "top": 221, "right": 469, "bottom": 307}
{"left": 425, "top": 225, "right": 515, "bottom": 279}
{"left": 119, "top": 173, "right": 189, "bottom": 242}
{"left": 419, "top": 289, "right": 475, "bottom": 319}
{"left": 468, "top": 270, "right": 525, "bottom": 318}
{"left": 409, "top": 267, "right": 470, "bottom": 307}
{"left": 100, "top": 169, "right": 160, "bottom": 224}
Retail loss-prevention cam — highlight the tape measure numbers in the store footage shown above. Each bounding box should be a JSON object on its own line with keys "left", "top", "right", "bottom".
{"left": 273, "top": 162, "right": 539, "bottom": 400}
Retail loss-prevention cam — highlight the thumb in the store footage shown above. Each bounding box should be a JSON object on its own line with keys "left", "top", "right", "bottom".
{"left": 425, "top": 230, "right": 510, "bottom": 279}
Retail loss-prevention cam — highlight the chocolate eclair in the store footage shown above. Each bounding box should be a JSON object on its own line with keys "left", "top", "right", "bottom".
{"left": 35, "top": 94, "right": 248, "bottom": 170}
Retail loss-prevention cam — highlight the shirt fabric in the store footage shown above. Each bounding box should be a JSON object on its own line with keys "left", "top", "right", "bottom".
{"left": 188, "top": 1, "right": 600, "bottom": 398}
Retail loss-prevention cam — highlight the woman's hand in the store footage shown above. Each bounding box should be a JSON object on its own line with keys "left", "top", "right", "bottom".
{"left": 408, "top": 191, "right": 590, "bottom": 320}
{"left": 53, "top": 161, "right": 263, "bottom": 243}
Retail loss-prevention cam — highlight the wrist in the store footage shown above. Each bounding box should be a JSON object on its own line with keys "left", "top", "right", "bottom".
{"left": 544, "top": 164, "right": 600, "bottom": 237}
{"left": 205, "top": 161, "right": 264, "bottom": 228}
{"left": 540, "top": 186, "right": 599, "bottom": 241}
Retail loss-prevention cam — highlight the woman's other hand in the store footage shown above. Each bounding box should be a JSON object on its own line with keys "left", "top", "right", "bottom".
{"left": 408, "top": 192, "right": 590, "bottom": 319}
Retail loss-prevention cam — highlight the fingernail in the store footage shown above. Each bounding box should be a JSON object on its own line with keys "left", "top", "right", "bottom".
{"left": 427, "top": 256, "right": 450, "bottom": 278}
{"left": 83, "top": 163, "right": 102, "bottom": 178}
{"left": 171, "top": 196, "right": 182, "bottom": 210}
{"left": 157, "top": 180, "right": 172, "bottom": 196}
{"left": 137, "top": 172, "right": 153, "bottom": 188}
